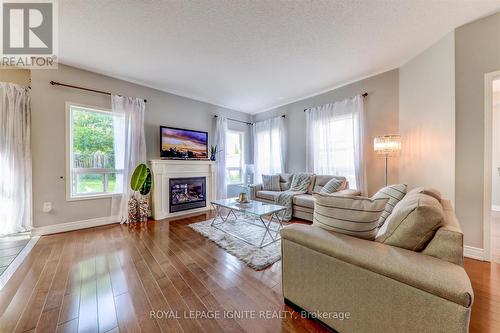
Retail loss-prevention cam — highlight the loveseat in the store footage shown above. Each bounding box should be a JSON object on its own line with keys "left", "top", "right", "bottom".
{"left": 249, "top": 174, "right": 361, "bottom": 221}
{"left": 280, "top": 190, "right": 473, "bottom": 332}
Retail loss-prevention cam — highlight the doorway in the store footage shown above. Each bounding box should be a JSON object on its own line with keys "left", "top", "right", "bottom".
{"left": 490, "top": 77, "right": 500, "bottom": 263}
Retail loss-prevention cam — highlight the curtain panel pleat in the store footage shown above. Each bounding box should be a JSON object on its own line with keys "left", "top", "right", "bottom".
{"left": 253, "top": 116, "right": 286, "bottom": 183}
{"left": 110, "top": 95, "right": 146, "bottom": 223}
{"left": 0, "top": 82, "right": 32, "bottom": 235}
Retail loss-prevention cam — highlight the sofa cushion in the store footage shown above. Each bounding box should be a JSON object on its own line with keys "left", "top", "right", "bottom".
{"left": 312, "top": 193, "right": 389, "bottom": 240}
{"left": 313, "top": 175, "right": 347, "bottom": 193}
{"left": 262, "top": 174, "right": 280, "bottom": 191}
{"left": 372, "top": 184, "right": 407, "bottom": 227}
{"left": 375, "top": 192, "right": 444, "bottom": 251}
{"left": 293, "top": 194, "right": 314, "bottom": 209}
{"left": 256, "top": 190, "right": 279, "bottom": 201}
{"left": 320, "top": 178, "right": 346, "bottom": 194}
{"left": 307, "top": 175, "right": 316, "bottom": 194}
{"left": 408, "top": 186, "right": 442, "bottom": 201}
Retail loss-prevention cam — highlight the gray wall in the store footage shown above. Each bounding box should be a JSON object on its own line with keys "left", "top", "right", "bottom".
{"left": 455, "top": 12, "right": 500, "bottom": 248}
{"left": 253, "top": 69, "right": 399, "bottom": 196}
{"left": 30, "top": 64, "right": 250, "bottom": 227}
{"left": 399, "top": 32, "right": 456, "bottom": 204}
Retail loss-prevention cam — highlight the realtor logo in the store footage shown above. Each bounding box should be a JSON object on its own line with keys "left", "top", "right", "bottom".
{"left": 1, "top": 0, "right": 58, "bottom": 68}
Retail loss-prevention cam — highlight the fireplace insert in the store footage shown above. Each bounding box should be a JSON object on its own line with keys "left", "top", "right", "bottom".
{"left": 169, "top": 177, "right": 206, "bottom": 213}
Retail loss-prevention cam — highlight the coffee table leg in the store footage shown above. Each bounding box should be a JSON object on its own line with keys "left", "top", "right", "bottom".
{"left": 210, "top": 205, "right": 235, "bottom": 226}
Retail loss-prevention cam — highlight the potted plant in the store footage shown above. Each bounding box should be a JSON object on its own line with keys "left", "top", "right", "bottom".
{"left": 210, "top": 144, "right": 218, "bottom": 161}
{"left": 128, "top": 163, "right": 153, "bottom": 223}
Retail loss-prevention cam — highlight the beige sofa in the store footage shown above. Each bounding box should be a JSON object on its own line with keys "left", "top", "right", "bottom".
{"left": 281, "top": 196, "right": 473, "bottom": 332}
{"left": 249, "top": 174, "right": 361, "bottom": 221}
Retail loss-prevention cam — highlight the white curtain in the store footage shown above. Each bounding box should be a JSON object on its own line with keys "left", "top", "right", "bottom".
{"left": 215, "top": 116, "right": 227, "bottom": 199}
{"left": 253, "top": 116, "right": 286, "bottom": 183}
{"left": 110, "top": 95, "right": 146, "bottom": 223}
{"left": 0, "top": 82, "right": 32, "bottom": 235}
{"left": 306, "top": 95, "right": 366, "bottom": 194}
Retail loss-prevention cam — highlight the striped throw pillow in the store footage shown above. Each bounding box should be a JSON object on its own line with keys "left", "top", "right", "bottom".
{"left": 312, "top": 193, "right": 389, "bottom": 240}
{"left": 372, "top": 184, "right": 407, "bottom": 227}
{"left": 262, "top": 174, "right": 280, "bottom": 191}
{"left": 320, "top": 178, "right": 346, "bottom": 194}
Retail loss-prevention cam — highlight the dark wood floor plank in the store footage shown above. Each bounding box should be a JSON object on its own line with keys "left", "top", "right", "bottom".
{"left": 77, "top": 231, "right": 99, "bottom": 333}
{"left": 95, "top": 232, "right": 119, "bottom": 333}
{"left": 56, "top": 318, "right": 78, "bottom": 333}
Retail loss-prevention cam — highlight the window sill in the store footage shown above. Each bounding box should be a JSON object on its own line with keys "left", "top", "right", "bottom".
{"left": 67, "top": 192, "right": 122, "bottom": 202}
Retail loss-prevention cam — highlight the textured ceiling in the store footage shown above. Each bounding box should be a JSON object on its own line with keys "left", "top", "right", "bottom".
{"left": 59, "top": 0, "right": 500, "bottom": 113}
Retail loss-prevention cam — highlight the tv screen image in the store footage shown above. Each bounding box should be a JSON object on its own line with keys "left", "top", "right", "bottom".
{"left": 160, "top": 126, "right": 208, "bottom": 159}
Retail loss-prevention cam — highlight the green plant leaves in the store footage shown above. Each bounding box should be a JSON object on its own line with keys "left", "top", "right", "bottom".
{"left": 131, "top": 164, "right": 149, "bottom": 192}
{"left": 140, "top": 170, "right": 152, "bottom": 195}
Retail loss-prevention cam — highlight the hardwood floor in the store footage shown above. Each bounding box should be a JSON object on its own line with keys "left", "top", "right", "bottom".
{"left": 0, "top": 213, "right": 498, "bottom": 333}
{"left": 0, "top": 233, "right": 30, "bottom": 276}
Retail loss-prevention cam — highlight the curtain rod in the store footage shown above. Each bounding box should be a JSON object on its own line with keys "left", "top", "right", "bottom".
{"left": 214, "top": 114, "right": 286, "bottom": 125}
{"left": 49, "top": 81, "right": 147, "bottom": 103}
{"left": 303, "top": 92, "right": 368, "bottom": 112}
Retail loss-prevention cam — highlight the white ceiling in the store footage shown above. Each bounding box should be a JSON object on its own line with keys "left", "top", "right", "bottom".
{"left": 59, "top": 1, "right": 500, "bottom": 114}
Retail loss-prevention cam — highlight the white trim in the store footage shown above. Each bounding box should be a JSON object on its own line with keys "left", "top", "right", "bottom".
{"left": 483, "top": 71, "right": 500, "bottom": 263}
{"left": 31, "top": 216, "right": 119, "bottom": 236}
{"left": 0, "top": 236, "right": 39, "bottom": 290}
{"left": 464, "top": 246, "right": 485, "bottom": 261}
{"left": 492, "top": 205, "right": 500, "bottom": 212}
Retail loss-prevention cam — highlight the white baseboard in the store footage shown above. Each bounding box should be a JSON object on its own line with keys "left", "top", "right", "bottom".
{"left": 464, "top": 246, "right": 485, "bottom": 261}
{"left": 32, "top": 216, "right": 120, "bottom": 236}
{"left": 492, "top": 205, "right": 500, "bottom": 212}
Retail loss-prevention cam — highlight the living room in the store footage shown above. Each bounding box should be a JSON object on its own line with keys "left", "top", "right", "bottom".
{"left": 0, "top": 1, "right": 499, "bottom": 332}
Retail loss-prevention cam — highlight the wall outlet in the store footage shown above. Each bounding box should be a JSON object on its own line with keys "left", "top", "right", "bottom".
{"left": 42, "top": 202, "right": 52, "bottom": 213}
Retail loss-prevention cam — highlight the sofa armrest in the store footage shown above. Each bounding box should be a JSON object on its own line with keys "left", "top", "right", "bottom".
{"left": 336, "top": 189, "right": 361, "bottom": 196}
{"left": 249, "top": 184, "right": 262, "bottom": 200}
{"left": 281, "top": 224, "right": 473, "bottom": 308}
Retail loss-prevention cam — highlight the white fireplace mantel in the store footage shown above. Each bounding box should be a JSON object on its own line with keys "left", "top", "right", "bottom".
{"left": 149, "top": 159, "right": 217, "bottom": 220}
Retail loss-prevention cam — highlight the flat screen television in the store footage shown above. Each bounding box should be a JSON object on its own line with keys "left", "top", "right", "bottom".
{"left": 160, "top": 126, "right": 208, "bottom": 159}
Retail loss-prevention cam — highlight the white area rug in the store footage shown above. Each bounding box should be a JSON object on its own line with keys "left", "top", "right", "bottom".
{"left": 189, "top": 216, "right": 282, "bottom": 270}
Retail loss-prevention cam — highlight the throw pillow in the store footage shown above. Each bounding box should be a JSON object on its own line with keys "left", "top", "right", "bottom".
{"left": 375, "top": 192, "right": 444, "bottom": 251}
{"left": 407, "top": 187, "right": 442, "bottom": 201}
{"left": 262, "top": 174, "right": 280, "bottom": 191}
{"left": 312, "top": 193, "right": 389, "bottom": 240}
{"left": 289, "top": 173, "right": 313, "bottom": 191}
{"left": 320, "top": 178, "right": 346, "bottom": 194}
{"left": 372, "top": 184, "right": 407, "bottom": 227}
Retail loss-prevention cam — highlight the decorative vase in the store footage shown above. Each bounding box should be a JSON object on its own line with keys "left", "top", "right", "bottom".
{"left": 128, "top": 197, "right": 139, "bottom": 223}
{"left": 138, "top": 196, "right": 151, "bottom": 222}
{"left": 210, "top": 153, "right": 216, "bottom": 161}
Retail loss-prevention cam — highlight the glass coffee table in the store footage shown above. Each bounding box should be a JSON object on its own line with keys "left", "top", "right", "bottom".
{"left": 210, "top": 198, "right": 286, "bottom": 248}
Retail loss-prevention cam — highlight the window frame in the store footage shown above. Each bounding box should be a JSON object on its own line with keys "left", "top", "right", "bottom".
{"left": 65, "top": 102, "right": 122, "bottom": 201}
{"left": 225, "top": 130, "right": 245, "bottom": 185}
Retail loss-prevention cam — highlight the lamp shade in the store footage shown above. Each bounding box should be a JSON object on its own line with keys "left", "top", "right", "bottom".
{"left": 374, "top": 135, "right": 401, "bottom": 155}
{"left": 245, "top": 164, "right": 255, "bottom": 174}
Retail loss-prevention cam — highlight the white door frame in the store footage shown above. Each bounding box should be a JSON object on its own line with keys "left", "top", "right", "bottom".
{"left": 483, "top": 70, "right": 500, "bottom": 262}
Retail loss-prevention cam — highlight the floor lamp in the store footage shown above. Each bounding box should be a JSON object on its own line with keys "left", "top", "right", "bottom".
{"left": 374, "top": 135, "right": 401, "bottom": 186}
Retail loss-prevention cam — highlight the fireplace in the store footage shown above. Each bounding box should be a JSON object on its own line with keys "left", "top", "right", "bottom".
{"left": 169, "top": 177, "right": 206, "bottom": 213}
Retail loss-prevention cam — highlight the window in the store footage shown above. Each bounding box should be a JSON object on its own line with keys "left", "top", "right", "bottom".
{"left": 226, "top": 131, "right": 244, "bottom": 184}
{"left": 66, "top": 103, "right": 122, "bottom": 199}
{"left": 314, "top": 114, "right": 356, "bottom": 187}
{"left": 306, "top": 96, "right": 363, "bottom": 191}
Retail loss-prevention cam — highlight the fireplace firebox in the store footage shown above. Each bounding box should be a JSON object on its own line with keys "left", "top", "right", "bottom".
{"left": 169, "top": 177, "right": 206, "bottom": 213}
